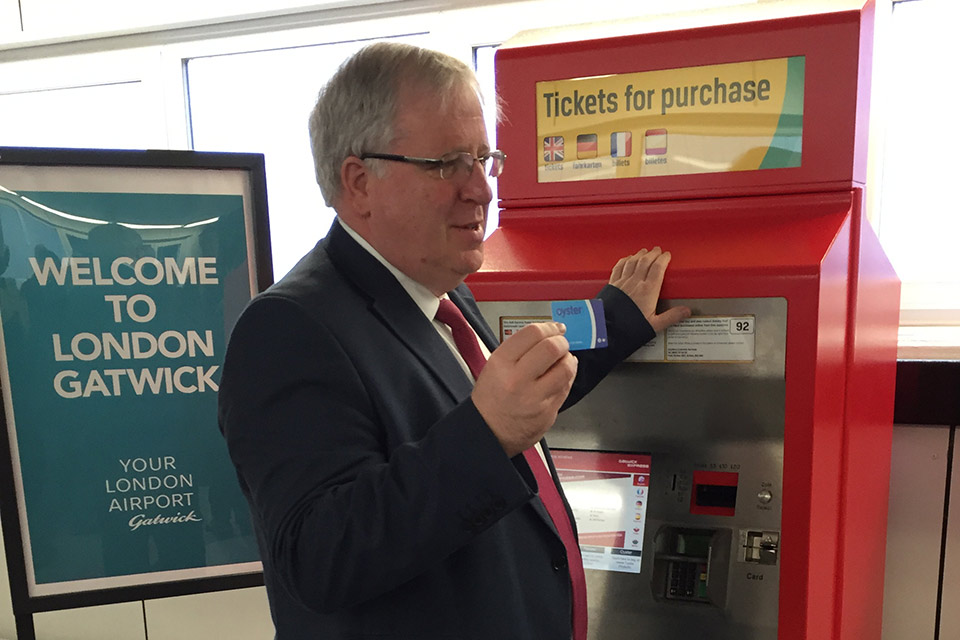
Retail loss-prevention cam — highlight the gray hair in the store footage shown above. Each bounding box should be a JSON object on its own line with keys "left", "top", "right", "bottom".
{"left": 309, "top": 42, "right": 482, "bottom": 207}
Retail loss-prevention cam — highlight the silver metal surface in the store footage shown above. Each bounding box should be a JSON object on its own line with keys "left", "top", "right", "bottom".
{"left": 939, "top": 426, "right": 959, "bottom": 640}
{"left": 880, "top": 424, "right": 950, "bottom": 640}
{"left": 479, "top": 297, "right": 786, "bottom": 640}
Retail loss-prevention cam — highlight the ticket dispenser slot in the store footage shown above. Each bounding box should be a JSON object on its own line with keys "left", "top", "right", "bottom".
{"left": 652, "top": 527, "right": 732, "bottom": 607}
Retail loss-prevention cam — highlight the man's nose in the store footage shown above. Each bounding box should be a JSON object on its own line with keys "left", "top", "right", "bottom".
{"left": 460, "top": 159, "right": 493, "bottom": 205}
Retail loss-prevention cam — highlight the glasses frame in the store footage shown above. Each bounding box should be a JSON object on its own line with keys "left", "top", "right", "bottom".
{"left": 359, "top": 150, "right": 505, "bottom": 179}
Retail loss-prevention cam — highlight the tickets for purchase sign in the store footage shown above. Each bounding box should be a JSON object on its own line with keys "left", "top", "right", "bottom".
{"left": 536, "top": 56, "right": 805, "bottom": 182}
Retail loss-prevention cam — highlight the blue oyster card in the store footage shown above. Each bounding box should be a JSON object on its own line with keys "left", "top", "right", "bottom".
{"left": 551, "top": 299, "right": 608, "bottom": 350}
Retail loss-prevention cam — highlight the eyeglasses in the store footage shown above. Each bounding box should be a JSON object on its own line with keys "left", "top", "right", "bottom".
{"left": 359, "top": 150, "right": 506, "bottom": 180}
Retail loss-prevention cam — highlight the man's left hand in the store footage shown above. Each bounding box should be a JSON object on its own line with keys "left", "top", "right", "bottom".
{"left": 609, "top": 247, "right": 690, "bottom": 333}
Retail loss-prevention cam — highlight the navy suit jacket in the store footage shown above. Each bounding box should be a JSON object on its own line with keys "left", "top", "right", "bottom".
{"left": 218, "top": 219, "right": 654, "bottom": 639}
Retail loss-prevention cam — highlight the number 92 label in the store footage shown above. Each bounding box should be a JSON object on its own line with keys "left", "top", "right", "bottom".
{"left": 730, "top": 317, "right": 755, "bottom": 334}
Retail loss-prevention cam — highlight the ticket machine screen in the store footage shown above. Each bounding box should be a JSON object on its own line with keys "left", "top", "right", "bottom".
{"left": 552, "top": 449, "right": 652, "bottom": 574}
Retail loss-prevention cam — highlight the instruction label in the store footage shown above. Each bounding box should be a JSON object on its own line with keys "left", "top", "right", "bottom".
{"left": 630, "top": 315, "right": 756, "bottom": 363}
{"left": 499, "top": 316, "right": 550, "bottom": 342}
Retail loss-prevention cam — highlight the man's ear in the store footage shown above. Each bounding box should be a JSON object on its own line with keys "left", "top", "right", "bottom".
{"left": 339, "top": 156, "right": 372, "bottom": 220}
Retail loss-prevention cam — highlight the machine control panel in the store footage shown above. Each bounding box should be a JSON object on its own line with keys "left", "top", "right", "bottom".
{"left": 477, "top": 296, "right": 786, "bottom": 638}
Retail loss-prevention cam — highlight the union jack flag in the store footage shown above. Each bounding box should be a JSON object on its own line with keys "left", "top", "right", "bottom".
{"left": 543, "top": 136, "right": 564, "bottom": 162}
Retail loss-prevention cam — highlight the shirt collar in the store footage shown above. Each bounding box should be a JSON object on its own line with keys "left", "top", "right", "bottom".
{"left": 338, "top": 219, "right": 443, "bottom": 320}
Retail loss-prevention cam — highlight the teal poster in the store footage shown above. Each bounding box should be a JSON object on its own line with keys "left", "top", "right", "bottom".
{"left": 0, "top": 187, "right": 260, "bottom": 592}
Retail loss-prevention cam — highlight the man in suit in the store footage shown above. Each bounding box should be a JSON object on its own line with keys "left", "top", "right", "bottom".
{"left": 218, "top": 42, "right": 689, "bottom": 639}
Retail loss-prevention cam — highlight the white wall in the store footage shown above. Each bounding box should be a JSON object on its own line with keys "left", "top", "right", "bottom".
{"left": 0, "top": 1, "right": 19, "bottom": 37}
{"left": 10, "top": 0, "right": 390, "bottom": 41}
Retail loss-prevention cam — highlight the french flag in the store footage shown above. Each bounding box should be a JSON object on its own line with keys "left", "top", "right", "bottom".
{"left": 610, "top": 131, "right": 632, "bottom": 157}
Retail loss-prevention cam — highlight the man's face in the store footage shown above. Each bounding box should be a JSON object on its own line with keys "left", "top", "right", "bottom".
{"left": 362, "top": 82, "right": 493, "bottom": 296}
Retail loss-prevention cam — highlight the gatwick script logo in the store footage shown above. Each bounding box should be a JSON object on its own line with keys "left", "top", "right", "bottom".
{"left": 128, "top": 510, "right": 202, "bottom": 532}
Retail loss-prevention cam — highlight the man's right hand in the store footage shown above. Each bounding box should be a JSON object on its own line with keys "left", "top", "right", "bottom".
{"left": 472, "top": 322, "right": 577, "bottom": 458}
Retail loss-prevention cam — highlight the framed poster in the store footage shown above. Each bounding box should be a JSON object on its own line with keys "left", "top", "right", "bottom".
{"left": 0, "top": 147, "right": 272, "bottom": 633}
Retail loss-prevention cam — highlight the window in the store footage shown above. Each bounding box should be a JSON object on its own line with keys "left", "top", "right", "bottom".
{"left": 474, "top": 43, "right": 501, "bottom": 237}
{"left": 186, "top": 34, "right": 427, "bottom": 278}
{"left": 878, "top": 0, "right": 960, "bottom": 357}
{"left": 0, "top": 51, "right": 168, "bottom": 149}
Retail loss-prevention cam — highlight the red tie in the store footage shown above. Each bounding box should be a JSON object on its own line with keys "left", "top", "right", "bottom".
{"left": 435, "top": 299, "right": 487, "bottom": 380}
{"left": 434, "top": 298, "right": 588, "bottom": 640}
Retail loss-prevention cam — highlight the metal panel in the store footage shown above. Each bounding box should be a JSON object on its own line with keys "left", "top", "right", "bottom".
{"left": 480, "top": 297, "right": 785, "bottom": 640}
{"left": 880, "top": 425, "right": 950, "bottom": 640}
{"left": 940, "top": 427, "right": 959, "bottom": 640}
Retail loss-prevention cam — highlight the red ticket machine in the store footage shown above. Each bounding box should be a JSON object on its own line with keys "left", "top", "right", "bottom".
{"left": 468, "top": 2, "right": 899, "bottom": 639}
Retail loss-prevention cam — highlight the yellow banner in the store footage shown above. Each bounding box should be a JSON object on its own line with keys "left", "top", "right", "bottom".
{"left": 536, "top": 56, "right": 804, "bottom": 182}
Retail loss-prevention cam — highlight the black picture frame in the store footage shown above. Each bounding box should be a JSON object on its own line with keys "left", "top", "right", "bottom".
{"left": 0, "top": 147, "right": 272, "bottom": 640}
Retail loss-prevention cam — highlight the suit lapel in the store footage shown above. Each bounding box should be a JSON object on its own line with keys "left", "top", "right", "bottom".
{"left": 540, "top": 439, "right": 576, "bottom": 537}
{"left": 323, "top": 220, "right": 474, "bottom": 402}
{"left": 450, "top": 276, "right": 562, "bottom": 535}
{"left": 324, "top": 221, "right": 562, "bottom": 536}
{"left": 450, "top": 288, "right": 560, "bottom": 532}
